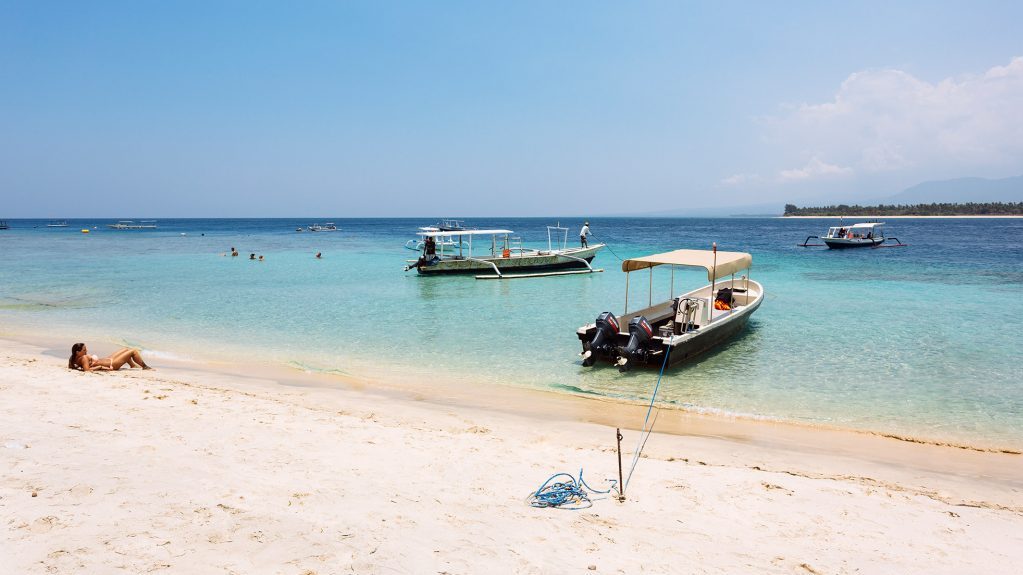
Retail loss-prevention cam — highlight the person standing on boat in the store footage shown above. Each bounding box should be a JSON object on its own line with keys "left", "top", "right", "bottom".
{"left": 579, "top": 221, "right": 591, "bottom": 248}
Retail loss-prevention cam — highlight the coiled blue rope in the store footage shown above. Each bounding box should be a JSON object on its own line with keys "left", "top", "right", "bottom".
{"left": 528, "top": 469, "right": 616, "bottom": 510}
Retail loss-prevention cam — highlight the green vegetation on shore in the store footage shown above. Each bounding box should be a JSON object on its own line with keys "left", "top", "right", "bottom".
{"left": 783, "top": 202, "right": 1023, "bottom": 216}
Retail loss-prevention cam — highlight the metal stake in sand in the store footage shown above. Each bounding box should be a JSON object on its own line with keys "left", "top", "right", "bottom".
{"left": 616, "top": 428, "right": 626, "bottom": 501}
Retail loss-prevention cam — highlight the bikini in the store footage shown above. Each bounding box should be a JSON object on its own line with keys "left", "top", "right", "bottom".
{"left": 81, "top": 354, "right": 112, "bottom": 369}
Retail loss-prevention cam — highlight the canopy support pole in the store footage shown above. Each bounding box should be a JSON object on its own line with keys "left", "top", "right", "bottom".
{"left": 649, "top": 267, "right": 653, "bottom": 308}
{"left": 624, "top": 272, "right": 630, "bottom": 314}
{"left": 709, "top": 243, "right": 717, "bottom": 324}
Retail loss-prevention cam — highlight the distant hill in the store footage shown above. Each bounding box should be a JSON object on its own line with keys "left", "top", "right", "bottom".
{"left": 887, "top": 175, "right": 1023, "bottom": 204}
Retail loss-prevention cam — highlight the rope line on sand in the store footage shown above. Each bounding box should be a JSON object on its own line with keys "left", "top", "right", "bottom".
{"left": 528, "top": 469, "right": 615, "bottom": 510}
{"left": 624, "top": 341, "right": 672, "bottom": 491}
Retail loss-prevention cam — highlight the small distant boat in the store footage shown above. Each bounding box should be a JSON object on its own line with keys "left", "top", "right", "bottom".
{"left": 405, "top": 225, "right": 604, "bottom": 279}
{"left": 404, "top": 226, "right": 469, "bottom": 251}
{"left": 800, "top": 222, "right": 904, "bottom": 249}
{"left": 436, "top": 218, "right": 469, "bottom": 231}
{"left": 108, "top": 220, "right": 158, "bottom": 230}
{"left": 0, "top": 220, "right": 9, "bottom": 230}
{"left": 307, "top": 223, "right": 339, "bottom": 232}
{"left": 296, "top": 227, "right": 304, "bottom": 232}
{"left": 47, "top": 220, "right": 69, "bottom": 227}
{"left": 577, "top": 245, "right": 763, "bottom": 372}
{"left": 404, "top": 219, "right": 474, "bottom": 250}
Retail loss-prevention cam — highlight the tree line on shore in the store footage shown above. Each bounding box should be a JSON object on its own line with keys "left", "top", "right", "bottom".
{"left": 783, "top": 202, "right": 1023, "bottom": 216}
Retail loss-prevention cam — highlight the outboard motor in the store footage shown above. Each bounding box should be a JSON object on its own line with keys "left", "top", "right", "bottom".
{"left": 616, "top": 316, "right": 653, "bottom": 372}
{"left": 580, "top": 311, "right": 619, "bottom": 366}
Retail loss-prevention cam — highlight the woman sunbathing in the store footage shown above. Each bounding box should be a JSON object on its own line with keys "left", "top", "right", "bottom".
{"left": 68, "top": 343, "right": 153, "bottom": 372}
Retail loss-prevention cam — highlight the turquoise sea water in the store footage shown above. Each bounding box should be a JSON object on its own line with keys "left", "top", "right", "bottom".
{"left": 1, "top": 217, "right": 1021, "bottom": 448}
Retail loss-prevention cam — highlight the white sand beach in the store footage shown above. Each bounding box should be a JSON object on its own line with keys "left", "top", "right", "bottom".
{"left": 3, "top": 338, "right": 1023, "bottom": 574}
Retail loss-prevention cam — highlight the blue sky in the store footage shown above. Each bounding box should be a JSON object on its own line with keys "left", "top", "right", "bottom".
{"left": 2, "top": 1, "right": 1021, "bottom": 217}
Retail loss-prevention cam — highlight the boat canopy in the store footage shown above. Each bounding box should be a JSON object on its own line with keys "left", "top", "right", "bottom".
{"left": 417, "top": 229, "right": 513, "bottom": 238}
{"left": 621, "top": 249, "right": 752, "bottom": 281}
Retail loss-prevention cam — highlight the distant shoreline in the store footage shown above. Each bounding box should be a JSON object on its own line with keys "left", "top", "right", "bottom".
{"left": 779, "top": 215, "right": 1023, "bottom": 219}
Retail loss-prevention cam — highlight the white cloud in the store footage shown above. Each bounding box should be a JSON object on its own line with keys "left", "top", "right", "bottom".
{"left": 736, "top": 56, "right": 1023, "bottom": 186}
{"left": 720, "top": 173, "right": 759, "bottom": 186}
{"left": 777, "top": 157, "right": 853, "bottom": 182}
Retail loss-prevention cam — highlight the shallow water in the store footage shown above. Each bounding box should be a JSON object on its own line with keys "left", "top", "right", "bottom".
{"left": 1, "top": 217, "right": 1021, "bottom": 447}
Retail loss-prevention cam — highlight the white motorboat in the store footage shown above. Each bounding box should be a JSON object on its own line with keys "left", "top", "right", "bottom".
{"left": 46, "top": 220, "right": 69, "bottom": 227}
{"left": 308, "top": 223, "right": 339, "bottom": 232}
{"left": 577, "top": 245, "right": 763, "bottom": 371}
{"left": 405, "top": 225, "right": 605, "bottom": 279}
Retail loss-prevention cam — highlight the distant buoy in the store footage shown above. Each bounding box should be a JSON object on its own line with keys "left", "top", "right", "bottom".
{"left": 81, "top": 229, "right": 90, "bottom": 234}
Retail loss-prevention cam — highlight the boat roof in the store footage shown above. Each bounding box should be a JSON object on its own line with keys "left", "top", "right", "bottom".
{"left": 418, "top": 229, "right": 514, "bottom": 238}
{"left": 830, "top": 222, "right": 884, "bottom": 228}
{"left": 622, "top": 248, "right": 752, "bottom": 281}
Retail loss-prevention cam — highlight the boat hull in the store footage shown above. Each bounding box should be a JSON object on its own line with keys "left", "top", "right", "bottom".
{"left": 659, "top": 297, "right": 759, "bottom": 367}
{"left": 414, "top": 245, "right": 604, "bottom": 275}
{"left": 823, "top": 237, "right": 883, "bottom": 249}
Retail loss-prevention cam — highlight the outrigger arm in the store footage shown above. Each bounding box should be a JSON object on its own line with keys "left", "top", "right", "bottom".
{"left": 554, "top": 251, "right": 595, "bottom": 271}
{"left": 465, "top": 257, "right": 502, "bottom": 277}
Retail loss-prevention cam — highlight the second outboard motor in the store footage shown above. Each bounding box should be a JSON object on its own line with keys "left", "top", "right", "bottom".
{"left": 581, "top": 311, "right": 619, "bottom": 366}
{"left": 616, "top": 316, "right": 653, "bottom": 372}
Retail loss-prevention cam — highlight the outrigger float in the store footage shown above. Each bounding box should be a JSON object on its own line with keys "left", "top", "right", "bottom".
{"left": 577, "top": 245, "right": 763, "bottom": 372}
{"left": 405, "top": 225, "right": 605, "bottom": 279}
{"left": 800, "top": 222, "right": 905, "bottom": 249}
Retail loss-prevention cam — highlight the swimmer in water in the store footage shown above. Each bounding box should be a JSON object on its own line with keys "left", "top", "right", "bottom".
{"left": 68, "top": 343, "right": 153, "bottom": 372}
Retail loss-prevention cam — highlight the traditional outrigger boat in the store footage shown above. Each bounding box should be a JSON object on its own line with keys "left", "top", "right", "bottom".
{"left": 800, "top": 222, "right": 904, "bottom": 249}
{"left": 405, "top": 225, "right": 605, "bottom": 279}
{"left": 577, "top": 245, "right": 763, "bottom": 371}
